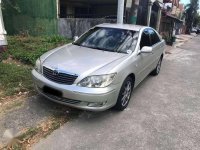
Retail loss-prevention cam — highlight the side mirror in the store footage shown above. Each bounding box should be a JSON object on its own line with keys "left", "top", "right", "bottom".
{"left": 73, "top": 36, "right": 79, "bottom": 42}
{"left": 140, "top": 46, "right": 153, "bottom": 54}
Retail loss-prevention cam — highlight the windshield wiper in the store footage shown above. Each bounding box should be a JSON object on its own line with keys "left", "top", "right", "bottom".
{"left": 94, "top": 47, "right": 105, "bottom": 51}
{"left": 93, "top": 46, "right": 113, "bottom": 52}
{"left": 80, "top": 45, "right": 105, "bottom": 51}
{"left": 73, "top": 44, "right": 113, "bottom": 52}
{"left": 72, "top": 42, "right": 81, "bottom": 46}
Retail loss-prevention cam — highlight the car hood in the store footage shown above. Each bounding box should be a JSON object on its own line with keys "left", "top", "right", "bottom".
{"left": 42, "top": 44, "right": 127, "bottom": 75}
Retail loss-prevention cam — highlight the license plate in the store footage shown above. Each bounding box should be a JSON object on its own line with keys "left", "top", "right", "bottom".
{"left": 43, "top": 86, "right": 62, "bottom": 97}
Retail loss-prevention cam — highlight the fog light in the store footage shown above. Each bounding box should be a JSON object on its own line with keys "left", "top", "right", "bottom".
{"left": 87, "top": 101, "right": 107, "bottom": 107}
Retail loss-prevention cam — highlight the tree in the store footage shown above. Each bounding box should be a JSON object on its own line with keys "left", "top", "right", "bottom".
{"left": 193, "top": 14, "right": 200, "bottom": 27}
{"left": 185, "top": 0, "right": 199, "bottom": 34}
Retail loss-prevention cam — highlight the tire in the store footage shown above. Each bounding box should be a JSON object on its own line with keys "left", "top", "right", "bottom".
{"left": 151, "top": 57, "right": 163, "bottom": 76}
{"left": 114, "top": 77, "right": 133, "bottom": 111}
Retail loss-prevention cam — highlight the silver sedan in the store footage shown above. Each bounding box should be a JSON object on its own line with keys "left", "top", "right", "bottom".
{"left": 32, "top": 24, "right": 165, "bottom": 111}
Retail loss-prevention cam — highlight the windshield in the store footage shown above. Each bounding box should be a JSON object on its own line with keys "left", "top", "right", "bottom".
{"left": 73, "top": 27, "right": 139, "bottom": 53}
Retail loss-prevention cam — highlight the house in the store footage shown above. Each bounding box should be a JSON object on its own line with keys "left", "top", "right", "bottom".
{"left": 58, "top": 0, "right": 119, "bottom": 38}
{"left": 59, "top": 0, "right": 118, "bottom": 18}
{"left": 59, "top": 0, "right": 164, "bottom": 38}
{"left": 2, "top": 0, "right": 164, "bottom": 38}
{"left": 135, "top": 0, "right": 163, "bottom": 30}
{"left": 159, "top": 0, "right": 185, "bottom": 45}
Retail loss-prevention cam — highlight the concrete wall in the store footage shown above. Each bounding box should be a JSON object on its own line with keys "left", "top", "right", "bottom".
{"left": 58, "top": 18, "right": 116, "bottom": 38}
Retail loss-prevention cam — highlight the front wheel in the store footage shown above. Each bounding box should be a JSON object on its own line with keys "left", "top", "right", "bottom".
{"left": 114, "top": 77, "right": 133, "bottom": 111}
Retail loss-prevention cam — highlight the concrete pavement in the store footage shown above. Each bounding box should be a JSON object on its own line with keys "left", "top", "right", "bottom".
{"left": 0, "top": 95, "right": 80, "bottom": 146}
{"left": 33, "top": 36, "right": 200, "bottom": 150}
{"left": 165, "top": 34, "right": 194, "bottom": 54}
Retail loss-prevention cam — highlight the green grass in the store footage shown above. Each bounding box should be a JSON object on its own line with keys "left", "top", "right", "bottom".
{"left": 0, "top": 35, "right": 71, "bottom": 97}
{"left": 0, "top": 63, "right": 33, "bottom": 97}
{"left": 3, "top": 35, "right": 72, "bottom": 65}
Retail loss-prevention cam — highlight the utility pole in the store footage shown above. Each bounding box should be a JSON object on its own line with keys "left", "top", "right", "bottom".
{"left": 147, "top": 1, "right": 153, "bottom": 26}
{"left": 156, "top": 8, "right": 162, "bottom": 31}
{"left": 117, "top": 0, "right": 125, "bottom": 24}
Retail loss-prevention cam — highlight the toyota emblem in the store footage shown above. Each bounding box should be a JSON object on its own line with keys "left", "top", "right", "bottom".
{"left": 53, "top": 70, "right": 59, "bottom": 76}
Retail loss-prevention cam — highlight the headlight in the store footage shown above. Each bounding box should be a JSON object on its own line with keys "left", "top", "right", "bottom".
{"left": 77, "top": 73, "right": 116, "bottom": 88}
{"left": 35, "top": 58, "right": 42, "bottom": 73}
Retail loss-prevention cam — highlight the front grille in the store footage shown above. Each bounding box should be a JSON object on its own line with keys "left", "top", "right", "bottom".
{"left": 43, "top": 66, "right": 78, "bottom": 85}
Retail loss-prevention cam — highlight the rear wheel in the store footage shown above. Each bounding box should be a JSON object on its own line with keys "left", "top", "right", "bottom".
{"left": 114, "top": 77, "right": 133, "bottom": 111}
{"left": 151, "top": 57, "right": 163, "bottom": 76}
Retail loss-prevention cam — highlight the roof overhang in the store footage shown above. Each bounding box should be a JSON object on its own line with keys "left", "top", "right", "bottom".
{"left": 163, "top": 13, "right": 183, "bottom": 22}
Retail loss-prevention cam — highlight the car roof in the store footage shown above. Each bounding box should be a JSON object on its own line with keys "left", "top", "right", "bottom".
{"left": 95, "top": 23, "right": 146, "bottom": 32}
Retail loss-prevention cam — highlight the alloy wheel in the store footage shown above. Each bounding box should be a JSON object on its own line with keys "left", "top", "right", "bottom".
{"left": 156, "top": 59, "right": 162, "bottom": 74}
{"left": 121, "top": 81, "right": 132, "bottom": 106}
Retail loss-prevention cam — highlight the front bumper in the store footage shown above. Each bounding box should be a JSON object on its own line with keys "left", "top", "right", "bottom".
{"left": 32, "top": 69, "right": 120, "bottom": 111}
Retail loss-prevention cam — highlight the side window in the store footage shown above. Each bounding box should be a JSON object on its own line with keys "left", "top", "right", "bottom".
{"left": 140, "top": 29, "right": 151, "bottom": 49}
{"left": 149, "top": 29, "right": 161, "bottom": 45}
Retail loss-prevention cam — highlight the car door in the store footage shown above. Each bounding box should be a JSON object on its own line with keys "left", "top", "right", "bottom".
{"left": 148, "top": 29, "right": 164, "bottom": 72}
{"left": 134, "top": 29, "right": 153, "bottom": 86}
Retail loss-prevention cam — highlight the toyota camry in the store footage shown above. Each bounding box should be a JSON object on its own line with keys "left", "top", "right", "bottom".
{"left": 32, "top": 23, "right": 165, "bottom": 111}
